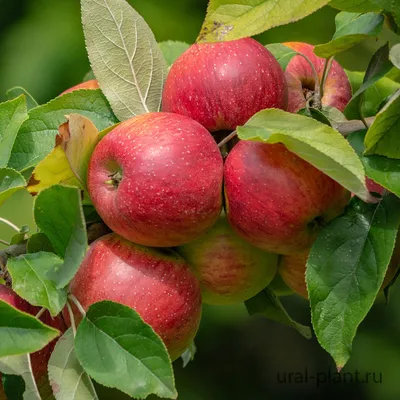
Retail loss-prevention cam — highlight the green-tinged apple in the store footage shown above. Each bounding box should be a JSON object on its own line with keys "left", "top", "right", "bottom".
{"left": 177, "top": 213, "right": 278, "bottom": 305}
{"left": 162, "top": 38, "right": 288, "bottom": 131}
{"left": 224, "top": 142, "right": 350, "bottom": 255}
{"left": 67, "top": 233, "right": 202, "bottom": 361}
{"left": 279, "top": 239, "right": 400, "bottom": 299}
{"left": 60, "top": 79, "right": 99, "bottom": 95}
{"left": 0, "top": 285, "right": 65, "bottom": 397}
{"left": 87, "top": 112, "right": 223, "bottom": 247}
{"left": 284, "top": 42, "right": 352, "bottom": 113}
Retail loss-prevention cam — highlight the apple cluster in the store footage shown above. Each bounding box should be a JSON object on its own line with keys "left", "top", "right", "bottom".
{"left": 61, "top": 39, "right": 366, "bottom": 361}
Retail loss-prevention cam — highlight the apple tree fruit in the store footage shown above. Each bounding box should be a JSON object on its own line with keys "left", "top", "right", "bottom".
{"left": 0, "top": 0, "right": 400, "bottom": 398}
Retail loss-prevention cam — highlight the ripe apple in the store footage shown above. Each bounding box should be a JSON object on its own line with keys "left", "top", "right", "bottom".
{"left": 224, "top": 142, "right": 350, "bottom": 255}
{"left": 67, "top": 233, "right": 202, "bottom": 361}
{"left": 87, "top": 112, "right": 223, "bottom": 247}
{"left": 177, "top": 213, "right": 278, "bottom": 305}
{"left": 279, "top": 239, "right": 400, "bottom": 299}
{"left": 60, "top": 79, "right": 99, "bottom": 95}
{"left": 284, "top": 42, "right": 352, "bottom": 113}
{"left": 0, "top": 285, "right": 65, "bottom": 393}
{"left": 162, "top": 38, "right": 288, "bottom": 131}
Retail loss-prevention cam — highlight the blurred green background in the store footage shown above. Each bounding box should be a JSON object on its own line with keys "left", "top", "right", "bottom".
{"left": 1, "top": 1, "right": 400, "bottom": 399}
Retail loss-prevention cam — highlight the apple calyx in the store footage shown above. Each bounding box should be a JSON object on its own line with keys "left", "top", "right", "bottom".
{"left": 105, "top": 170, "right": 122, "bottom": 189}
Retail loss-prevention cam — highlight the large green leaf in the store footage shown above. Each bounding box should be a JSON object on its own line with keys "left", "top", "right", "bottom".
{"left": 314, "top": 12, "right": 384, "bottom": 58}
{"left": 0, "top": 96, "right": 29, "bottom": 168}
{"left": 344, "top": 70, "right": 400, "bottom": 119}
{"left": 197, "top": 0, "right": 330, "bottom": 42}
{"left": 2, "top": 373, "right": 26, "bottom": 400}
{"left": 75, "top": 301, "right": 177, "bottom": 399}
{"left": 265, "top": 43, "right": 297, "bottom": 69}
{"left": 0, "top": 300, "right": 59, "bottom": 357}
{"left": 7, "top": 252, "right": 67, "bottom": 317}
{"left": 307, "top": 195, "right": 400, "bottom": 369}
{"left": 0, "top": 355, "right": 40, "bottom": 400}
{"left": 81, "top": 0, "right": 167, "bottom": 121}
{"left": 237, "top": 108, "right": 371, "bottom": 202}
{"left": 245, "top": 288, "right": 312, "bottom": 339}
{"left": 0, "top": 168, "right": 26, "bottom": 206}
{"left": 48, "top": 328, "right": 98, "bottom": 400}
{"left": 34, "top": 185, "right": 87, "bottom": 289}
{"left": 6, "top": 87, "right": 39, "bottom": 111}
{"left": 345, "top": 43, "right": 392, "bottom": 118}
{"left": 27, "top": 233, "right": 54, "bottom": 254}
{"left": 329, "top": 0, "right": 380, "bottom": 12}
{"left": 364, "top": 90, "right": 400, "bottom": 158}
{"left": 159, "top": 41, "right": 190, "bottom": 67}
{"left": 8, "top": 89, "right": 118, "bottom": 172}
{"left": 349, "top": 130, "right": 400, "bottom": 197}
{"left": 370, "top": 0, "right": 400, "bottom": 26}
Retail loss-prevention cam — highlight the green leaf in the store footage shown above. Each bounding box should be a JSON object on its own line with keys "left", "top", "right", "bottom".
{"left": 390, "top": 43, "right": 400, "bottom": 69}
{"left": 370, "top": 0, "right": 400, "bottom": 27}
{"left": 265, "top": 43, "right": 297, "bottom": 69}
{"left": 8, "top": 89, "right": 118, "bottom": 172}
{"left": 75, "top": 301, "right": 177, "bottom": 399}
{"left": 81, "top": 0, "right": 167, "bottom": 121}
{"left": 27, "top": 233, "right": 54, "bottom": 254}
{"left": 48, "top": 328, "right": 98, "bottom": 400}
{"left": 307, "top": 195, "right": 400, "bottom": 369}
{"left": 345, "top": 43, "right": 392, "bottom": 116}
{"left": 159, "top": 41, "right": 190, "bottom": 67}
{"left": 0, "top": 300, "right": 59, "bottom": 357}
{"left": 344, "top": 70, "right": 400, "bottom": 119}
{"left": 0, "top": 96, "right": 29, "bottom": 168}
{"left": 0, "top": 355, "right": 40, "bottom": 400}
{"left": 34, "top": 185, "right": 87, "bottom": 289}
{"left": 364, "top": 90, "right": 400, "bottom": 157}
{"left": 181, "top": 342, "right": 196, "bottom": 368}
{"left": 348, "top": 130, "right": 400, "bottom": 197}
{"left": 245, "top": 288, "right": 312, "bottom": 339}
{"left": 329, "top": 0, "right": 381, "bottom": 13}
{"left": 2, "top": 373, "right": 25, "bottom": 400}
{"left": 297, "top": 107, "right": 332, "bottom": 126}
{"left": 237, "top": 108, "right": 372, "bottom": 202}
{"left": 197, "top": 0, "right": 331, "bottom": 42}
{"left": 7, "top": 252, "right": 67, "bottom": 317}
{"left": 7, "top": 87, "right": 39, "bottom": 111}
{"left": 0, "top": 168, "right": 26, "bottom": 207}
{"left": 314, "top": 12, "right": 384, "bottom": 58}
{"left": 10, "top": 225, "right": 29, "bottom": 246}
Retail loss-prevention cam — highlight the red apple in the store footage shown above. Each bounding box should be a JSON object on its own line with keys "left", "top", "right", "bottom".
{"left": 279, "top": 239, "right": 400, "bottom": 299}
{"left": 60, "top": 79, "right": 99, "bottom": 95}
{"left": 162, "top": 38, "right": 288, "bottom": 131}
{"left": 177, "top": 213, "right": 278, "bottom": 305}
{"left": 284, "top": 42, "right": 352, "bottom": 113}
{"left": 87, "top": 112, "right": 223, "bottom": 247}
{"left": 68, "top": 233, "right": 202, "bottom": 361}
{"left": 224, "top": 142, "right": 350, "bottom": 255}
{"left": 0, "top": 285, "right": 65, "bottom": 395}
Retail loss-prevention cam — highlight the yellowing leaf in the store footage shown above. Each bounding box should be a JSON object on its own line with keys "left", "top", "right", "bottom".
{"left": 27, "top": 146, "right": 80, "bottom": 195}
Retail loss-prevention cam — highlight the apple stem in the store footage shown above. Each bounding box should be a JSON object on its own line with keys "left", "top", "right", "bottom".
{"left": 0, "top": 217, "right": 20, "bottom": 233}
{"left": 68, "top": 293, "right": 86, "bottom": 317}
{"left": 296, "top": 53, "right": 322, "bottom": 110}
{"left": 320, "top": 57, "right": 333, "bottom": 99}
{"left": 35, "top": 307, "right": 45, "bottom": 319}
{"left": 0, "top": 239, "right": 10, "bottom": 246}
{"left": 218, "top": 130, "right": 237, "bottom": 148}
{"left": 66, "top": 300, "right": 77, "bottom": 337}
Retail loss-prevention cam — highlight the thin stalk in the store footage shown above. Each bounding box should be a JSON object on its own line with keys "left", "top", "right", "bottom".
{"left": 66, "top": 300, "right": 77, "bottom": 337}
{"left": 218, "top": 130, "right": 237, "bottom": 148}
{"left": 0, "top": 217, "right": 20, "bottom": 233}
{"left": 68, "top": 294, "right": 86, "bottom": 317}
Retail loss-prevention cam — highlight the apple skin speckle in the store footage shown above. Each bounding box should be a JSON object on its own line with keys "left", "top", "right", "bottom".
{"left": 87, "top": 112, "right": 223, "bottom": 247}
{"left": 67, "top": 233, "right": 202, "bottom": 361}
{"left": 162, "top": 38, "right": 288, "bottom": 131}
